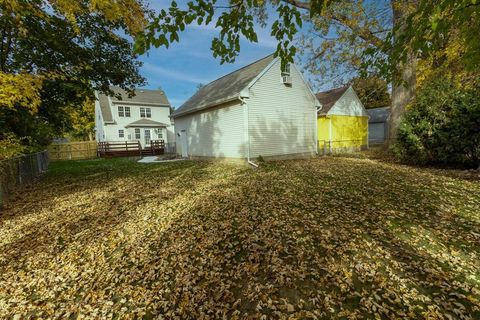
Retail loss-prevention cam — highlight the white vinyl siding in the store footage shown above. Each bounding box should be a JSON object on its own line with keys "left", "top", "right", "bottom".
{"left": 328, "top": 87, "right": 368, "bottom": 117}
{"left": 247, "top": 59, "right": 316, "bottom": 158}
{"left": 174, "top": 101, "right": 245, "bottom": 158}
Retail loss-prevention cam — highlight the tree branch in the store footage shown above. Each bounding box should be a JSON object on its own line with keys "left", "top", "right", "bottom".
{"left": 281, "top": 0, "right": 386, "bottom": 49}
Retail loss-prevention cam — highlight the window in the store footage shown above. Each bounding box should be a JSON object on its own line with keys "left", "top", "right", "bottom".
{"left": 140, "top": 107, "right": 151, "bottom": 118}
{"left": 124, "top": 106, "right": 131, "bottom": 117}
{"left": 118, "top": 129, "right": 124, "bottom": 138}
{"left": 282, "top": 63, "right": 291, "bottom": 76}
{"left": 118, "top": 106, "right": 124, "bottom": 117}
{"left": 157, "top": 128, "right": 163, "bottom": 139}
{"left": 135, "top": 128, "right": 141, "bottom": 139}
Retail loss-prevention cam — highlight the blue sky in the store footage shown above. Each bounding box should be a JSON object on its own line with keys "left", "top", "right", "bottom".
{"left": 138, "top": 1, "right": 312, "bottom": 109}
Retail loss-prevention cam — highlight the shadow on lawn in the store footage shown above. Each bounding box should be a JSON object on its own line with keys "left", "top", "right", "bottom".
{"left": 0, "top": 157, "right": 479, "bottom": 319}
{"left": 0, "top": 160, "right": 224, "bottom": 267}
{"left": 128, "top": 157, "right": 480, "bottom": 318}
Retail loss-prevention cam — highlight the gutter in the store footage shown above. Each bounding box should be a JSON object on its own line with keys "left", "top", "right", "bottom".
{"left": 240, "top": 96, "right": 258, "bottom": 168}
{"left": 328, "top": 115, "right": 333, "bottom": 154}
{"left": 172, "top": 96, "right": 240, "bottom": 119}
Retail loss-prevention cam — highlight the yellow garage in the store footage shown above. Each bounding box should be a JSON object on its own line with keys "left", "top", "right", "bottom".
{"left": 316, "top": 86, "right": 368, "bottom": 153}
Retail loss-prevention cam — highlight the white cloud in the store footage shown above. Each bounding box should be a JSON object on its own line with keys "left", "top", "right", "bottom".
{"left": 142, "top": 63, "right": 211, "bottom": 84}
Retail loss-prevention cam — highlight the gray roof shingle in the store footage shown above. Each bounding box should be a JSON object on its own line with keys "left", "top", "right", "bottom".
{"left": 316, "top": 86, "right": 350, "bottom": 115}
{"left": 98, "top": 93, "right": 113, "bottom": 122}
{"left": 125, "top": 119, "right": 169, "bottom": 127}
{"left": 172, "top": 54, "right": 276, "bottom": 118}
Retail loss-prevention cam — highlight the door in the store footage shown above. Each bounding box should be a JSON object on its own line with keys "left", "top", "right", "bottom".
{"left": 180, "top": 129, "right": 188, "bottom": 158}
{"left": 144, "top": 128, "right": 151, "bottom": 146}
{"left": 369, "top": 122, "right": 385, "bottom": 144}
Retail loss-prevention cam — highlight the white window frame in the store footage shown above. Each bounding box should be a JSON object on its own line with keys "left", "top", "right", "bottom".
{"left": 282, "top": 63, "right": 291, "bottom": 76}
{"left": 140, "top": 107, "right": 151, "bottom": 118}
{"left": 134, "top": 128, "right": 141, "bottom": 139}
{"left": 124, "top": 106, "right": 131, "bottom": 117}
{"left": 157, "top": 128, "right": 163, "bottom": 139}
{"left": 118, "top": 106, "right": 124, "bottom": 117}
{"left": 118, "top": 129, "right": 124, "bottom": 138}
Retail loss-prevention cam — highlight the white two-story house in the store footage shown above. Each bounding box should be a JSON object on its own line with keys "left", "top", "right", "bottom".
{"left": 95, "top": 87, "right": 174, "bottom": 149}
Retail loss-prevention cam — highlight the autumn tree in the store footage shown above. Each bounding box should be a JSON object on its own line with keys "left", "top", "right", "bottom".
{"left": 138, "top": 0, "right": 420, "bottom": 142}
{"left": 66, "top": 98, "right": 95, "bottom": 141}
{"left": 0, "top": 0, "right": 148, "bottom": 149}
{"left": 351, "top": 76, "right": 391, "bottom": 109}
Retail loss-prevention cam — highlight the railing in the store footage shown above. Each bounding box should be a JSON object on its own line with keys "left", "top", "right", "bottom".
{"left": 149, "top": 140, "right": 165, "bottom": 155}
{"left": 97, "top": 140, "right": 168, "bottom": 157}
{"left": 318, "top": 139, "right": 368, "bottom": 155}
{"left": 98, "top": 140, "right": 142, "bottom": 157}
{"left": 0, "top": 150, "right": 49, "bottom": 208}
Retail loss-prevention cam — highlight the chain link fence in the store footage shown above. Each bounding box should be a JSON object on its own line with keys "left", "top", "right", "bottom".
{"left": 0, "top": 150, "right": 49, "bottom": 208}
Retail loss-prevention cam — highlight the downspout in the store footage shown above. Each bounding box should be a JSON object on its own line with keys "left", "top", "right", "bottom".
{"left": 366, "top": 116, "right": 370, "bottom": 149}
{"left": 240, "top": 96, "right": 258, "bottom": 168}
{"left": 315, "top": 106, "right": 319, "bottom": 155}
{"left": 329, "top": 116, "right": 333, "bottom": 154}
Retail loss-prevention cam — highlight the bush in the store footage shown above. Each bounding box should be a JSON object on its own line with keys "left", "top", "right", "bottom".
{"left": 393, "top": 77, "right": 480, "bottom": 168}
{"left": 0, "top": 133, "right": 28, "bottom": 160}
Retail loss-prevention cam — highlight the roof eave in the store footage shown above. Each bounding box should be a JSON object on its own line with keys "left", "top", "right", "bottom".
{"left": 172, "top": 96, "right": 241, "bottom": 119}
{"left": 111, "top": 101, "right": 171, "bottom": 107}
{"left": 126, "top": 124, "right": 168, "bottom": 128}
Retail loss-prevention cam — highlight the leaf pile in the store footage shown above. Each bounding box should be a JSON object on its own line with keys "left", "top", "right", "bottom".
{"left": 0, "top": 157, "right": 479, "bottom": 319}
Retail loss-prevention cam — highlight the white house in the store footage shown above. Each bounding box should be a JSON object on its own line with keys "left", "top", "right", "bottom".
{"left": 172, "top": 54, "right": 319, "bottom": 163}
{"left": 95, "top": 87, "right": 174, "bottom": 148}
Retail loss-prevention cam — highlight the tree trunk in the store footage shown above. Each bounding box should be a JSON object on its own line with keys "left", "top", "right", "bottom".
{"left": 388, "top": 0, "right": 417, "bottom": 145}
{"left": 389, "top": 52, "right": 416, "bottom": 143}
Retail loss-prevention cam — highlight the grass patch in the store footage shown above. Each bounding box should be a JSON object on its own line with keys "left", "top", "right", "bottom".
{"left": 0, "top": 156, "right": 479, "bottom": 319}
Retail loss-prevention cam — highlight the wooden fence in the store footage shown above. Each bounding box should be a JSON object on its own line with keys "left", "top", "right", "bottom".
{"left": 0, "top": 150, "right": 49, "bottom": 208}
{"left": 48, "top": 141, "right": 97, "bottom": 161}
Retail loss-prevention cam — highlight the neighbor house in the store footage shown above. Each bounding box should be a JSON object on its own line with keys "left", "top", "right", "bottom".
{"left": 367, "top": 106, "right": 390, "bottom": 145}
{"left": 171, "top": 54, "right": 319, "bottom": 163}
{"left": 316, "top": 85, "right": 369, "bottom": 153}
{"left": 95, "top": 87, "right": 174, "bottom": 149}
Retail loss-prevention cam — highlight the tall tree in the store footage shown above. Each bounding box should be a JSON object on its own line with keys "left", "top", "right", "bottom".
{"left": 138, "top": 0, "right": 418, "bottom": 142}
{"left": 0, "top": 0, "right": 148, "bottom": 147}
{"left": 351, "top": 76, "right": 391, "bottom": 109}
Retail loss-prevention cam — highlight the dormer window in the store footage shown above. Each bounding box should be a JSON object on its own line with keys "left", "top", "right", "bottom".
{"left": 140, "top": 107, "right": 151, "bottom": 118}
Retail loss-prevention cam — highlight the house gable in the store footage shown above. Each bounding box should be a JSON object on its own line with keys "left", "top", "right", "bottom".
{"left": 246, "top": 58, "right": 317, "bottom": 158}
{"left": 327, "top": 86, "right": 368, "bottom": 117}
{"left": 173, "top": 54, "right": 275, "bottom": 118}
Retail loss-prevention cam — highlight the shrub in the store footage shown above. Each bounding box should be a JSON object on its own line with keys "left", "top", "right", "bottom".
{"left": 0, "top": 133, "right": 28, "bottom": 160}
{"left": 393, "top": 76, "right": 480, "bottom": 168}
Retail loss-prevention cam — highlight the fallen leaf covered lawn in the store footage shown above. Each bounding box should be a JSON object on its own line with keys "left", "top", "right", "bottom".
{"left": 1, "top": 157, "right": 479, "bottom": 319}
